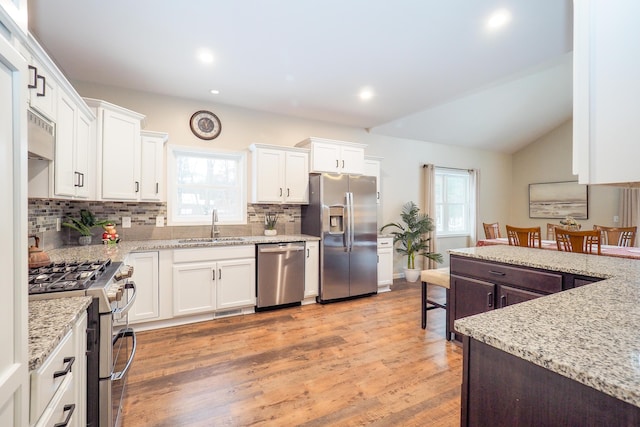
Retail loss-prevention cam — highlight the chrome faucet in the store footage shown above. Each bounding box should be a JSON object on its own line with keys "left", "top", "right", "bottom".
{"left": 211, "top": 209, "right": 220, "bottom": 238}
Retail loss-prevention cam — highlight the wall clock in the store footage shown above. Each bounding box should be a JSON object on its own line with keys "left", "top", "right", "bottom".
{"left": 189, "top": 110, "right": 222, "bottom": 140}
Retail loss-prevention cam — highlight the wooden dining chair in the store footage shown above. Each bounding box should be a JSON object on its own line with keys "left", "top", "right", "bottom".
{"left": 555, "top": 228, "right": 601, "bottom": 255}
{"left": 483, "top": 222, "right": 501, "bottom": 239}
{"left": 593, "top": 225, "right": 637, "bottom": 247}
{"left": 506, "top": 225, "right": 542, "bottom": 248}
{"left": 546, "top": 223, "right": 557, "bottom": 240}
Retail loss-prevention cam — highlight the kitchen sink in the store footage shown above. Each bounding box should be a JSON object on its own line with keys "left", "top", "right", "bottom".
{"left": 178, "top": 237, "right": 247, "bottom": 244}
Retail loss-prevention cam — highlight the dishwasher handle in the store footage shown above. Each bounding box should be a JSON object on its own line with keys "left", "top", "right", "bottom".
{"left": 258, "top": 245, "right": 305, "bottom": 253}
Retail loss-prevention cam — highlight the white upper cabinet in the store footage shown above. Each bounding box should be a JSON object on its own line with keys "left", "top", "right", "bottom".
{"left": 0, "top": 0, "right": 28, "bottom": 35}
{"left": 295, "top": 137, "right": 366, "bottom": 175}
{"left": 84, "top": 98, "right": 145, "bottom": 200}
{"left": 364, "top": 156, "right": 381, "bottom": 204}
{"left": 27, "top": 59, "right": 57, "bottom": 121}
{"left": 54, "top": 90, "right": 93, "bottom": 198}
{"left": 573, "top": 0, "right": 640, "bottom": 185}
{"left": 249, "top": 144, "right": 309, "bottom": 204}
{"left": 140, "top": 131, "right": 168, "bottom": 201}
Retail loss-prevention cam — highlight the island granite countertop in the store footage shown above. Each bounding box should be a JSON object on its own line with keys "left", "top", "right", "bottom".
{"left": 29, "top": 296, "right": 93, "bottom": 371}
{"left": 451, "top": 245, "right": 640, "bottom": 408}
{"left": 46, "top": 234, "right": 320, "bottom": 263}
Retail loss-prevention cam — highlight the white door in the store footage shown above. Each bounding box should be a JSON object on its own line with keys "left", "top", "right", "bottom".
{"left": 0, "top": 35, "right": 29, "bottom": 427}
{"left": 255, "top": 148, "right": 285, "bottom": 203}
{"left": 304, "top": 241, "right": 319, "bottom": 298}
{"left": 311, "top": 142, "right": 340, "bottom": 173}
{"left": 101, "top": 109, "right": 141, "bottom": 200}
{"left": 172, "top": 262, "right": 217, "bottom": 316}
{"left": 340, "top": 145, "right": 364, "bottom": 174}
{"left": 128, "top": 252, "right": 159, "bottom": 322}
{"left": 284, "top": 151, "right": 309, "bottom": 203}
{"left": 140, "top": 135, "right": 164, "bottom": 201}
{"left": 54, "top": 91, "right": 76, "bottom": 197}
{"left": 75, "top": 110, "right": 92, "bottom": 198}
{"left": 216, "top": 259, "right": 256, "bottom": 310}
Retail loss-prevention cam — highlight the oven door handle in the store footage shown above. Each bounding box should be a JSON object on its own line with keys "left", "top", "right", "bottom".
{"left": 111, "top": 328, "right": 136, "bottom": 381}
{"left": 112, "top": 281, "right": 137, "bottom": 319}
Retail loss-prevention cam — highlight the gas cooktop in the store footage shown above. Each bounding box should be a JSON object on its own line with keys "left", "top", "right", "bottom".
{"left": 28, "top": 259, "right": 112, "bottom": 294}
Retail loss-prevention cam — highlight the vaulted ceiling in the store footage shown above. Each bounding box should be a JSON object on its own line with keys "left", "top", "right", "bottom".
{"left": 28, "top": 0, "right": 573, "bottom": 153}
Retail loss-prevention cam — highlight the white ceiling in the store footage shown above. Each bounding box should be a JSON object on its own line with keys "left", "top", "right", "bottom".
{"left": 27, "top": 0, "right": 573, "bottom": 153}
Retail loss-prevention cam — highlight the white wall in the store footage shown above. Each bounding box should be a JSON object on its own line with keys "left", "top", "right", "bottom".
{"left": 510, "top": 119, "right": 619, "bottom": 233}
{"left": 73, "top": 81, "right": 513, "bottom": 274}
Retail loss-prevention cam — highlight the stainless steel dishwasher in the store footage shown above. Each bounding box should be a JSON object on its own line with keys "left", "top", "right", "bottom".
{"left": 256, "top": 242, "right": 305, "bottom": 309}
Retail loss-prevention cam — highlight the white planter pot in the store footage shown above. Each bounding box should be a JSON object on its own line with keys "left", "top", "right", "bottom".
{"left": 404, "top": 268, "right": 421, "bottom": 283}
{"left": 264, "top": 229, "right": 277, "bottom": 236}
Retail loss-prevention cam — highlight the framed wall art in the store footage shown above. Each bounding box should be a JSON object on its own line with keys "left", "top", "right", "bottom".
{"left": 529, "top": 181, "right": 589, "bottom": 219}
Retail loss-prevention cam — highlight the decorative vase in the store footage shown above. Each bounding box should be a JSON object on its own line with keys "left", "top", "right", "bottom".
{"left": 404, "top": 268, "right": 421, "bottom": 283}
{"left": 264, "top": 229, "right": 277, "bottom": 236}
{"left": 78, "top": 235, "right": 92, "bottom": 246}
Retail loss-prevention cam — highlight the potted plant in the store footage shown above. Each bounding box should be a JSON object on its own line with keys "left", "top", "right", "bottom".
{"left": 264, "top": 212, "right": 278, "bottom": 236}
{"left": 380, "top": 201, "right": 442, "bottom": 282}
{"left": 62, "top": 209, "right": 112, "bottom": 245}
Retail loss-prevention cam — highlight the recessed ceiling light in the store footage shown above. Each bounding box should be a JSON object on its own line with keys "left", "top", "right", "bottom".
{"left": 359, "top": 88, "right": 374, "bottom": 101}
{"left": 210, "top": 89, "right": 220, "bottom": 95}
{"left": 486, "top": 9, "right": 511, "bottom": 30}
{"left": 198, "top": 50, "right": 214, "bottom": 64}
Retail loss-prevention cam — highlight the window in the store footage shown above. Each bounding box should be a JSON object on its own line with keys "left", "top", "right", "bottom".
{"left": 435, "top": 168, "right": 471, "bottom": 236}
{"left": 167, "top": 145, "right": 246, "bottom": 225}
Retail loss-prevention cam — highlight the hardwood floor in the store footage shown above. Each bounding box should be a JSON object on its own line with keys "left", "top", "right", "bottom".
{"left": 120, "top": 280, "right": 462, "bottom": 426}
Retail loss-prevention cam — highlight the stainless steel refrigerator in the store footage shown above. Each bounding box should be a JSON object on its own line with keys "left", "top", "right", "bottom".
{"left": 301, "top": 173, "right": 378, "bottom": 302}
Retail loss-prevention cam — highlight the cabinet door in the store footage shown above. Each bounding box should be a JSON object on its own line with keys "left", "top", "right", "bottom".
{"left": 0, "top": 36, "right": 29, "bottom": 427}
{"left": 284, "top": 150, "right": 309, "bottom": 203}
{"left": 311, "top": 142, "right": 341, "bottom": 173}
{"left": 497, "top": 285, "right": 542, "bottom": 308}
{"left": 452, "top": 274, "right": 496, "bottom": 321}
{"left": 304, "top": 241, "right": 319, "bottom": 298}
{"left": 377, "top": 242, "right": 393, "bottom": 287}
{"left": 216, "top": 258, "right": 256, "bottom": 310}
{"left": 29, "top": 60, "right": 56, "bottom": 120}
{"left": 140, "top": 135, "right": 164, "bottom": 201}
{"left": 54, "top": 91, "right": 77, "bottom": 197}
{"left": 254, "top": 148, "right": 285, "bottom": 203}
{"left": 74, "top": 110, "right": 92, "bottom": 199}
{"left": 364, "top": 159, "right": 381, "bottom": 204}
{"left": 101, "top": 109, "right": 141, "bottom": 200}
{"left": 340, "top": 145, "right": 364, "bottom": 174}
{"left": 172, "top": 262, "right": 216, "bottom": 316}
{"left": 128, "top": 252, "right": 159, "bottom": 323}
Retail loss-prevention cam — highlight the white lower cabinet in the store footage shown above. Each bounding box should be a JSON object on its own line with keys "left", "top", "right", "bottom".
{"left": 216, "top": 258, "right": 256, "bottom": 310}
{"left": 377, "top": 237, "right": 394, "bottom": 292}
{"left": 304, "top": 240, "right": 319, "bottom": 302}
{"left": 172, "top": 246, "right": 256, "bottom": 317}
{"left": 30, "top": 311, "right": 86, "bottom": 427}
{"left": 127, "top": 251, "right": 159, "bottom": 323}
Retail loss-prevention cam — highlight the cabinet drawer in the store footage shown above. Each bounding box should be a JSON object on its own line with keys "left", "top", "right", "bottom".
{"left": 173, "top": 245, "right": 255, "bottom": 263}
{"left": 34, "top": 374, "right": 75, "bottom": 427}
{"left": 30, "top": 331, "right": 75, "bottom": 423}
{"left": 451, "top": 256, "right": 562, "bottom": 294}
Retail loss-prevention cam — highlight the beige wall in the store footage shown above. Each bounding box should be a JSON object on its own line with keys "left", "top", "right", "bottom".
{"left": 510, "top": 119, "right": 620, "bottom": 235}
{"left": 73, "top": 81, "right": 513, "bottom": 273}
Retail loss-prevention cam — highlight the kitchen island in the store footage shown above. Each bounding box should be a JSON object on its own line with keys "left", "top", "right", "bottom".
{"left": 452, "top": 245, "right": 640, "bottom": 425}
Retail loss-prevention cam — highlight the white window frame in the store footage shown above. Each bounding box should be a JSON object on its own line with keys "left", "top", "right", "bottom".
{"left": 435, "top": 168, "right": 472, "bottom": 237}
{"left": 166, "top": 145, "right": 247, "bottom": 226}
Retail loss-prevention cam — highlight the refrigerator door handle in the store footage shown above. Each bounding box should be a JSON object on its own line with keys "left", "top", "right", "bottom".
{"left": 347, "top": 192, "right": 355, "bottom": 251}
{"left": 344, "top": 193, "right": 351, "bottom": 251}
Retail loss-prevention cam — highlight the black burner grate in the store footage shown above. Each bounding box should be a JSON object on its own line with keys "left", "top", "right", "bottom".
{"left": 28, "top": 259, "right": 112, "bottom": 294}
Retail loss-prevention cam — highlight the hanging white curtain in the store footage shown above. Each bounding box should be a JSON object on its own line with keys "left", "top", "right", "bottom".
{"left": 423, "top": 164, "right": 438, "bottom": 270}
{"left": 619, "top": 188, "right": 640, "bottom": 246}
{"left": 469, "top": 169, "right": 480, "bottom": 246}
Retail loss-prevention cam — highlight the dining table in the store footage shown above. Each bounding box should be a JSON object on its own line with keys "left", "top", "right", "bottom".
{"left": 477, "top": 237, "right": 640, "bottom": 260}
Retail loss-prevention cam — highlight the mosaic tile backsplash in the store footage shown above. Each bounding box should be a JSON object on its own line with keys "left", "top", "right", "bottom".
{"left": 29, "top": 198, "right": 302, "bottom": 250}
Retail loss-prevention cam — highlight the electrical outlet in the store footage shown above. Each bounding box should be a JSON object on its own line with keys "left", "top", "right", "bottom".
{"left": 56, "top": 218, "right": 61, "bottom": 232}
{"left": 613, "top": 215, "right": 620, "bottom": 223}
{"left": 155, "top": 216, "right": 164, "bottom": 227}
{"left": 122, "top": 217, "right": 132, "bottom": 228}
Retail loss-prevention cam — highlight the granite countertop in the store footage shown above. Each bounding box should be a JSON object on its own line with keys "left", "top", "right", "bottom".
{"left": 452, "top": 245, "right": 640, "bottom": 407}
{"left": 29, "top": 296, "right": 93, "bottom": 371}
{"left": 46, "top": 234, "right": 321, "bottom": 263}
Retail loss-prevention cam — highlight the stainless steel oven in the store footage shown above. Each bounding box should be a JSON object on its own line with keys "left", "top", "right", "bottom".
{"left": 29, "top": 259, "right": 137, "bottom": 427}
